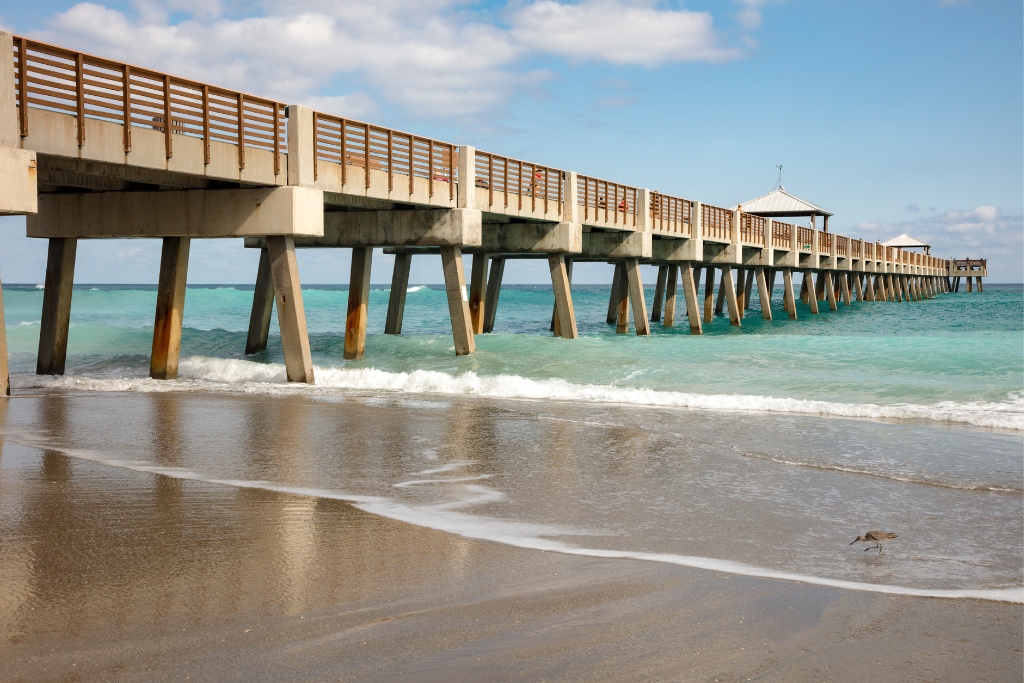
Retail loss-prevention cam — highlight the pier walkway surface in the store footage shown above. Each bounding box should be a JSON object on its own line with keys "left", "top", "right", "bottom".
{"left": 0, "top": 33, "right": 988, "bottom": 388}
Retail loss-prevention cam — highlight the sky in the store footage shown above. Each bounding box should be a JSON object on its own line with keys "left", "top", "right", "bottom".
{"left": 0, "top": 0, "right": 1020, "bottom": 285}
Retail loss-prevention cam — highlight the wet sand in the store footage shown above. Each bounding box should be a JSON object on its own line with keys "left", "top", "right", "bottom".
{"left": 0, "top": 391, "right": 1020, "bottom": 682}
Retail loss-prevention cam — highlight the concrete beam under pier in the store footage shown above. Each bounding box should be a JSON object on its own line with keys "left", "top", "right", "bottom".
{"left": 27, "top": 187, "right": 324, "bottom": 238}
{"left": 296, "top": 209, "right": 481, "bottom": 248}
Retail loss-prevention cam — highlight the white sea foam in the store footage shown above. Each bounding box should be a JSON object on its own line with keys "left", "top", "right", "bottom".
{"left": 406, "top": 285, "right": 427, "bottom": 293}
{"left": 14, "top": 356, "right": 1024, "bottom": 431}
{"left": 14, "top": 438, "right": 1023, "bottom": 604}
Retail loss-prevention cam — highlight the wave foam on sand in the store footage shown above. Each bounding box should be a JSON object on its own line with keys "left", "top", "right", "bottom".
{"left": 14, "top": 356, "right": 1024, "bottom": 431}
{"left": 10, "top": 439, "right": 1021, "bottom": 604}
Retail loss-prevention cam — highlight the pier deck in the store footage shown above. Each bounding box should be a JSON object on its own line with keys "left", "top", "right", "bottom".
{"left": 0, "top": 33, "right": 976, "bottom": 390}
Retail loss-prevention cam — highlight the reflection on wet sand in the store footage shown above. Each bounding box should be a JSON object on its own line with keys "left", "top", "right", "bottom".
{"left": 0, "top": 391, "right": 1020, "bottom": 682}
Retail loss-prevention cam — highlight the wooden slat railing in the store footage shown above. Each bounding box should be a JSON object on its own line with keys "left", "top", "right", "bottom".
{"left": 797, "top": 226, "right": 814, "bottom": 252}
{"left": 837, "top": 235, "right": 848, "bottom": 257}
{"left": 475, "top": 152, "right": 562, "bottom": 215}
{"left": 850, "top": 238, "right": 861, "bottom": 258}
{"left": 650, "top": 192, "right": 692, "bottom": 236}
{"left": 886, "top": 247, "right": 894, "bottom": 261}
{"left": 312, "top": 113, "right": 455, "bottom": 199}
{"left": 578, "top": 176, "right": 637, "bottom": 227}
{"left": 953, "top": 258, "right": 986, "bottom": 269}
{"left": 701, "top": 204, "right": 732, "bottom": 241}
{"left": 818, "top": 231, "right": 832, "bottom": 253}
{"left": 13, "top": 35, "right": 285, "bottom": 173}
{"left": 772, "top": 221, "right": 792, "bottom": 248}
{"left": 739, "top": 213, "right": 765, "bottom": 245}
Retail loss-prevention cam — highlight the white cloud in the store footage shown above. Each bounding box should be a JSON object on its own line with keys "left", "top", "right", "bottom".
{"left": 510, "top": 0, "right": 740, "bottom": 66}
{"left": 736, "top": 0, "right": 767, "bottom": 31}
{"left": 30, "top": 0, "right": 745, "bottom": 121}
{"left": 853, "top": 206, "right": 1023, "bottom": 282}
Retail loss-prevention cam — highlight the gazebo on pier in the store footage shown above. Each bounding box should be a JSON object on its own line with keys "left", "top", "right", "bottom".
{"left": 734, "top": 188, "right": 834, "bottom": 232}
{"left": 882, "top": 233, "right": 931, "bottom": 255}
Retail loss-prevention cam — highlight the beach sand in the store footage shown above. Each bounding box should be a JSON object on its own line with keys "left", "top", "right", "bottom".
{"left": 0, "top": 391, "right": 1020, "bottom": 682}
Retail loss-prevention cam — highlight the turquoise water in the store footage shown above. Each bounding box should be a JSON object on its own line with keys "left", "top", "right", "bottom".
{"left": 4, "top": 282, "right": 1022, "bottom": 420}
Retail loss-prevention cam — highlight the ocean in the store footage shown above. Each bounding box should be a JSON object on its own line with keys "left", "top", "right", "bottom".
{"left": 2, "top": 280, "right": 1021, "bottom": 602}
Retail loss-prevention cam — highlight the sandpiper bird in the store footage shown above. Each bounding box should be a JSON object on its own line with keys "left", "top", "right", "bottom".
{"left": 850, "top": 530, "right": 898, "bottom": 554}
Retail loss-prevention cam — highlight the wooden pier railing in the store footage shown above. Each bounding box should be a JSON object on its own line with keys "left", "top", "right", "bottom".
{"left": 818, "top": 231, "right": 832, "bottom": 253}
{"left": 772, "top": 221, "right": 792, "bottom": 248}
{"left": 312, "top": 113, "right": 455, "bottom": 198}
{"left": 578, "top": 175, "right": 637, "bottom": 227}
{"left": 475, "top": 152, "right": 562, "bottom": 215}
{"left": 650, "top": 192, "right": 692, "bottom": 236}
{"left": 739, "top": 213, "right": 766, "bottom": 246}
{"left": 797, "top": 227, "right": 814, "bottom": 252}
{"left": 701, "top": 204, "right": 732, "bottom": 241}
{"left": 14, "top": 36, "right": 285, "bottom": 172}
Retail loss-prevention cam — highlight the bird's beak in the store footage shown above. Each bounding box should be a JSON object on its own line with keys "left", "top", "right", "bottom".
{"left": 849, "top": 540, "right": 857, "bottom": 545}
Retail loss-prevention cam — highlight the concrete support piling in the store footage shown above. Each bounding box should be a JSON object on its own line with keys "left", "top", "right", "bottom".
{"left": 782, "top": 269, "right": 797, "bottom": 320}
{"left": 483, "top": 258, "right": 504, "bottom": 333}
{"left": 721, "top": 267, "right": 741, "bottom": 327}
{"left": 624, "top": 258, "right": 650, "bottom": 336}
{"left": 824, "top": 271, "right": 838, "bottom": 311}
{"left": 681, "top": 263, "right": 702, "bottom": 335}
{"left": 608, "top": 262, "right": 625, "bottom": 325}
{"left": 469, "top": 253, "right": 489, "bottom": 335}
{"left": 839, "top": 271, "right": 851, "bottom": 306}
{"left": 150, "top": 237, "right": 190, "bottom": 380}
{"left": 548, "top": 254, "right": 578, "bottom": 339}
{"left": 245, "top": 247, "right": 275, "bottom": 354}
{"left": 703, "top": 267, "right": 715, "bottom": 323}
{"left": 735, "top": 268, "right": 746, "bottom": 312}
{"left": 651, "top": 266, "right": 668, "bottom": 323}
{"left": 384, "top": 252, "right": 412, "bottom": 335}
{"left": 715, "top": 273, "right": 726, "bottom": 316}
{"left": 37, "top": 237, "right": 78, "bottom": 376}
{"left": 267, "top": 236, "right": 315, "bottom": 383}
{"left": 804, "top": 271, "right": 820, "bottom": 314}
{"left": 814, "top": 271, "right": 826, "bottom": 302}
{"left": 854, "top": 273, "right": 864, "bottom": 302}
{"left": 755, "top": 267, "right": 772, "bottom": 320}
{"left": 344, "top": 247, "right": 373, "bottom": 360}
{"left": 663, "top": 264, "right": 679, "bottom": 328}
{"left": 440, "top": 246, "right": 475, "bottom": 356}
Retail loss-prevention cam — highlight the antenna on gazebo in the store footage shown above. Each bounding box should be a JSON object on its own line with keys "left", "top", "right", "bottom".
{"left": 774, "top": 165, "right": 784, "bottom": 192}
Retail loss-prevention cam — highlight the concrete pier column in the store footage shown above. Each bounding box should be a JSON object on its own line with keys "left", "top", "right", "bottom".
{"left": 744, "top": 269, "right": 755, "bottom": 312}
{"left": 737, "top": 268, "right": 753, "bottom": 311}
{"left": 267, "top": 236, "right": 315, "bottom": 383}
{"left": 385, "top": 253, "right": 412, "bottom": 335}
{"left": 703, "top": 267, "right": 715, "bottom": 323}
{"left": 548, "top": 254, "right": 578, "bottom": 339}
{"left": 150, "top": 237, "right": 190, "bottom": 380}
{"left": 976, "top": 277, "right": 983, "bottom": 293}
{"left": 814, "top": 270, "right": 827, "bottom": 302}
{"left": 440, "top": 246, "right": 475, "bottom": 355}
{"left": 887, "top": 274, "right": 900, "bottom": 302}
{"left": 853, "top": 273, "right": 864, "bottom": 301}
{"left": 651, "top": 265, "right": 668, "bottom": 323}
{"left": 782, "top": 268, "right": 797, "bottom": 320}
{"left": 245, "top": 247, "right": 275, "bottom": 354}
{"left": 767, "top": 268, "right": 777, "bottom": 301}
{"left": 608, "top": 262, "right": 625, "bottom": 325}
{"left": 624, "top": 258, "right": 650, "bottom": 336}
{"left": 721, "top": 267, "right": 741, "bottom": 327}
{"left": 344, "top": 247, "right": 373, "bottom": 360}
{"left": 755, "top": 267, "right": 772, "bottom": 320}
{"left": 680, "top": 264, "right": 702, "bottom": 334}
{"left": 966, "top": 276, "right": 972, "bottom": 293}
{"left": 469, "top": 253, "right": 489, "bottom": 334}
{"left": 37, "top": 238, "right": 79, "bottom": 376}
{"left": 876, "top": 275, "right": 887, "bottom": 302}
{"left": 483, "top": 257, "right": 504, "bottom": 333}
{"left": 823, "top": 272, "right": 838, "bottom": 311}
{"left": 839, "top": 272, "right": 852, "bottom": 306}
{"left": 614, "top": 266, "right": 630, "bottom": 334}
{"left": 715, "top": 273, "right": 727, "bottom": 316}
{"left": 799, "top": 275, "right": 809, "bottom": 304}
{"left": 803, "top": 270, "right": 820, "bottom": 314}
{"left": 663, "top": 265, "right": 679, "bottom": 328}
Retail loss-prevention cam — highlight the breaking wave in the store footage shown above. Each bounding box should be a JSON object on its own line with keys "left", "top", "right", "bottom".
{"left": 13, "top": 356, "right": 1024, "bottom": 431}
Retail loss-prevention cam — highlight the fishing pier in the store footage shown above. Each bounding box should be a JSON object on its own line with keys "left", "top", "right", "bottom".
{"left": 0, "top": 33, "right": 983, "bottom": 390}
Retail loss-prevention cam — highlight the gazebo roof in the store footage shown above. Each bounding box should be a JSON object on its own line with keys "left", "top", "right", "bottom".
{"left": 881, "top": 233, "right": 930, "bottom": 249}
{"left": 734, "top": 188, "right": 832, "bottom": 218}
